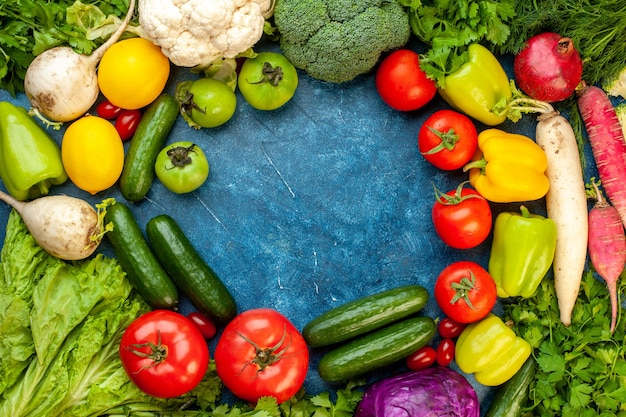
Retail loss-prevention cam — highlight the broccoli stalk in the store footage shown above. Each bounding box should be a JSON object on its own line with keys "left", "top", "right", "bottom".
{"left": 273, "top": 0, "right": 411, "bottom": 83}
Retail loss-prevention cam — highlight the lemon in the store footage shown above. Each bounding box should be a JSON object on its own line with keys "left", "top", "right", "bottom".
{"left": 62, "top": 115, "right": 124, "bottom": 194}
{"left": 98, "top": 37, "right": 170, "bottom": 109}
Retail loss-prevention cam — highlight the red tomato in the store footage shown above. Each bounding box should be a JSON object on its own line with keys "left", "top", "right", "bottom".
{"left": 437, "top": 317, "right": 466, "bottom": 339}
{"left": 418, "top": 109, "right": 478, "bottom": 170}
{"left": 436, "top": 338, "right": 456, "bottom": 366}
{"left": 96, "top": 99, "right": 123, "bottom": 120}
{"left": 375, "top": 49, "right": 437, "bottom": 111}
{"left": 214, "top": 308, "right": 309, "bottom": 404}
{"left": 119, "top": 310, "right": 209, "bottom": 398}
{"left": 406, "top": 345, "right": 436, "bottom": 371}
{"left": 115, "top": 109, "right": 142, "bottom": 141}
{"left": 187, "top": 311, "right": 217, "bottom": 339}
{"left": 431, "top": 182, "right": 492, "bottom": 249}
{"left": 434, "top": 261, "right": 497, "bottom": 324}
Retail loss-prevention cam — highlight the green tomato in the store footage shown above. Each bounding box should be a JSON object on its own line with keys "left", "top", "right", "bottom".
{"left": 155, "top": 141, "right": 209, "bottom": 194}
{"left": 179, "top": 78, "right": 237, "bottom": 128}
{"left": 238, "top": 52, "right": 299, "bottom": 111}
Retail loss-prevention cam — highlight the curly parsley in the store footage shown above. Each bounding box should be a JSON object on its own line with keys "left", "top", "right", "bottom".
{"left": 503, "top": 270, "right": 626, "bottom": 416}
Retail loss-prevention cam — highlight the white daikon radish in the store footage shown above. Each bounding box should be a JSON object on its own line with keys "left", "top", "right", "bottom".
{"left": 23, "top": 0, "right": 135, "bottom": 123}
{"left": 0, "top": 190, "right": 113, "bottom": 260}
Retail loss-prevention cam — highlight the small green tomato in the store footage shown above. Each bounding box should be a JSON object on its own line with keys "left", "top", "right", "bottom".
{"left": 238, "top": 52, "right": 299, "bottom": 111}
{"left": 177, "top": 78, "right": 237, "bottom": 128}
{"left": 155, "top": 141, "right": 209, "bottom": 194}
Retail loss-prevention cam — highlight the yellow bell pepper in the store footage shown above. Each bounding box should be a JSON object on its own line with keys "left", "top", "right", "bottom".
{"left": 455, "top": 313, "right": 532, "bottom": 386}
{"left": 463, "top": 129, "right": 549, "bottom": 203}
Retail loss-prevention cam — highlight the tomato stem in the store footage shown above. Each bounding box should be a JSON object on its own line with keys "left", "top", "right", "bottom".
{"left": 235, "top": 324, "right": 292, "bottom": 372}
{"left": 449, "top": 269, "right": 477, "bottom": 310}
{"left": 421, "top": 126, "right": 459, "bottom": 155}
{"left": 125, "top": 330, "right": 168, "bottom": 372}
{"left": 246, "top": 61, "right": 284, "bottom": 87}
{"left": 433, "top": 181, "right": 484, "bottom": 206}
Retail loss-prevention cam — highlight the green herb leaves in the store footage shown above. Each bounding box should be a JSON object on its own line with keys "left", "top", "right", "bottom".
{"left": 503, "top": 271, "right": 626, "bottom": 416}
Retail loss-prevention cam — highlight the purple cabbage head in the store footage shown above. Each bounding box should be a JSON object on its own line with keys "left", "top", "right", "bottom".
{"left": 354, "top": 367, "right": 480, "bottom": 417}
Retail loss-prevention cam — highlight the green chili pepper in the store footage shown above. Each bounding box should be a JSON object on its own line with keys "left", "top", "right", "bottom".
{"left": 488, "top": 205, "right": 557, "bottom": 298}
{"left": 437, "top": 44, "right": 512, "bottom": 126}
{"left": 0, "top": 102, "right": 67, "bottom": 201}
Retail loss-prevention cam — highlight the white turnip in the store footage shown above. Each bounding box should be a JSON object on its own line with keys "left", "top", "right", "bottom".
{"left": 514, "top": 32, "right": 583, "bottom": 103}
{"left": 0, "top": 190, "right": 113, "bottom": 260}
{"left": 23, "top": 0, "right": 135, "bottom": 123}
{"left": 587, "top": 181, "right": 626, "bottom": 334}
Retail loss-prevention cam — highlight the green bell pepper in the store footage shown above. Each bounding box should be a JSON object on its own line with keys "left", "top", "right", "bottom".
{"left": 437, "top": 44, "right": 512, "bottom": 126}
{"left": 488, "top": 205, "right": 557, "bottom": 298}
{"left": 0, "top": 102, "right": 67, "bottom": 201}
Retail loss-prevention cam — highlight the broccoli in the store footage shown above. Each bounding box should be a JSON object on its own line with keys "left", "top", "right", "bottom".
{"left": 273, "top": 0, "right": 411, "bottom": 83}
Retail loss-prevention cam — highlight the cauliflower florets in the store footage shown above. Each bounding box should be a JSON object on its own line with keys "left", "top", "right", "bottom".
{"left": 138, "top": 0, "right": 273, "bottom": 67}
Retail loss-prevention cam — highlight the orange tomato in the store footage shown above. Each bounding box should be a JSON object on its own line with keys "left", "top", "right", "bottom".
{"left": 98, "top": 37, "right": 170, "bottom": 109}
{"left": 62, "top": 115, "right": 124, "bottom": 194}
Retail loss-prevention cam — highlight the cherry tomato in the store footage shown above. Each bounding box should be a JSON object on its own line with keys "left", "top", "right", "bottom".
{"left": 214, "top": 308, "right": 309, "bottom": 404}
{"left": 119, "top": 310, "right": 209, "bottom": 398}
{"left": 180, "top": 78, "right": 237, "bottom": 128}
{"left": 238, "top": 52, "right": 299, "bottom": 110}
{"left": 115, "top": 109, "right": 142, "bottom": 141}
{"left": 431, "top": 182, "right": 492, "bottom": 249}
{"left": 436, "top": 338, "right": 456, "bottom": 366}
{"left": 375, "top": 49, "right": 437, "bottom": 111}
{"left": 418, "top": 109, "right": 478, "bottom": 170}
{"left": 155, "top": 141, "right": 209, "bottom": 194}
{"left": 437, "top": 317, "right": 466, "bottom": 339}
{"left": 96, "top": 99, "right": 123, "bottom": 120}
{"left": 187, "top": 311, "right": 217, "bottom": 339}
{"left": 406, "top": 345, "right": 436, "bottom": 371}
{"left": 434, "top": 261, "right": 497, "bottom": 324}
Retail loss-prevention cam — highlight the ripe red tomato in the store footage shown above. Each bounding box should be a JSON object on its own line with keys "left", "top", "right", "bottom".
{"left": 375, "top": 49, "right": 437, "bottom": 111}
{"left": 437, "top": 317, "right": 466, "bottom": 339}
{"left": 115, "top": 109, "right": 142, "bottom": 141}
{"left": 431, "top": 182, "right": 492, "bottom": 249}
{"left": 119, "top": 310, "right": 210, "bottom": 398}
{"left": 406, "top": 345, "right": 436, "bottom": 371}
{"left": 434, "top": 261, "right": 497, "bottom": 324}
{"left": 436, "top": 338, "right": 456, "bottom": 366}
{"left": 418, "top": 109, "right": 478, "bottom": 170}
{"left": 187, "top": 311, "right": 217, "bottom": 339}
{"left": 214, "top": 308, "right": 309, "bottom": 404}
{"left": 96, "top": 99, "right": 123, "bottom": 120}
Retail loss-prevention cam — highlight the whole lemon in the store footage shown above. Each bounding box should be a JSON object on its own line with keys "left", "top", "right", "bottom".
{"left": 98, "top": 37, "right": 170, "bottom": 109}
{"left": 62, "top": 115, "right": 124, "bottom": 194}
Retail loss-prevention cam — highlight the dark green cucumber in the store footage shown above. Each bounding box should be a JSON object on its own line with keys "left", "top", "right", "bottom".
{"left": 119, "top": 93, "right": 179, "bottom": 202}
{"left": 105, "top": 201, "right": 178, "bottom": 309}
{"left": 303, "top": 285, "right": 429, "bottom": 347}
{"left": 146, "top": 214, "right": 237, "bottom": 323}
{"left": 318, "top": 315, "right": 436, "bottom": 382}
{"left": 484, "top": 356, "right": 536, "bottom": 417}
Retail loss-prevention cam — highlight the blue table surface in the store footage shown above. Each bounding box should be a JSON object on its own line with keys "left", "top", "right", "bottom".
{"left": 0, "top": 40, "right": 600, "bottom": 413}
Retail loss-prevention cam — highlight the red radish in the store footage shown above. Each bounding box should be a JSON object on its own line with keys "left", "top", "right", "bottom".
{"left": 587, "top": 181, "right": 626, "bottom": 333}
{"left": 514, "top": 32, "right": 583, "bottom": 102}
{"left": 578, "top": 84, "right": 626, "bottom": 231}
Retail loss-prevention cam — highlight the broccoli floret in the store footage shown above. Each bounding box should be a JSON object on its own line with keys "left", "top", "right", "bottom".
{"left": 273, "top": 0, "right": 411, "bottom": 83}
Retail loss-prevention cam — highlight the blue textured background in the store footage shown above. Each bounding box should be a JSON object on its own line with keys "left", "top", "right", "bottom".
{"left": 0, "top": 40, "right": 599, "bottom": 413}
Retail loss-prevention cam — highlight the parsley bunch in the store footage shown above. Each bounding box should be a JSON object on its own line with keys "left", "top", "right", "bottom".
{"left": 503, "top": 270, "right": 626, "bottom": 416}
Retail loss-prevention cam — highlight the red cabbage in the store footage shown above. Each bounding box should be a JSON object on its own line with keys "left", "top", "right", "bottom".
{"left": 354, "top": 367, "right": 479, "bottom": 417}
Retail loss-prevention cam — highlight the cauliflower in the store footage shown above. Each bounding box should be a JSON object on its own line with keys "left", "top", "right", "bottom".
{"left": 138, "top": 0, "right": 274, "bottom": 68}
{"left": 604, "top": 67, "right": 626, "bottom": 100}
{"left": 615, "top": 102, "right": 626, "bottom": 140}
{"left": 273, "top": 0, "right": 410, "bottom": 83}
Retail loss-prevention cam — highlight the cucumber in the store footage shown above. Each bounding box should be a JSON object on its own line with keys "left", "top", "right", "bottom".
{"left": 303, "top": 284, "right": 429, "bottom": 347}
{"left": 119, "top": 93, "right": 179, "bottom": 202}
{"left": 318, "top": 315, "right": 436, "bottom": 382}
{"left": 105, "top": 201, "right": 178, "bottom": 309}
{"left": 146, "top": 214, "right": 237, "bottom": 323}
{"left": 484, "top": 356, "right": 536, "bottom": 417}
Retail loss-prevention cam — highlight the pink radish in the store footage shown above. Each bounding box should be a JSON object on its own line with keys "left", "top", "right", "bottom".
{"left": 587, "top": 181, "right": 626, "bottom": 333}
{"left": 578, "top": 84, "right": 626, "bottom": 231}
{"left": 514, "top": 32, "right": 583, "bottom": 103}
